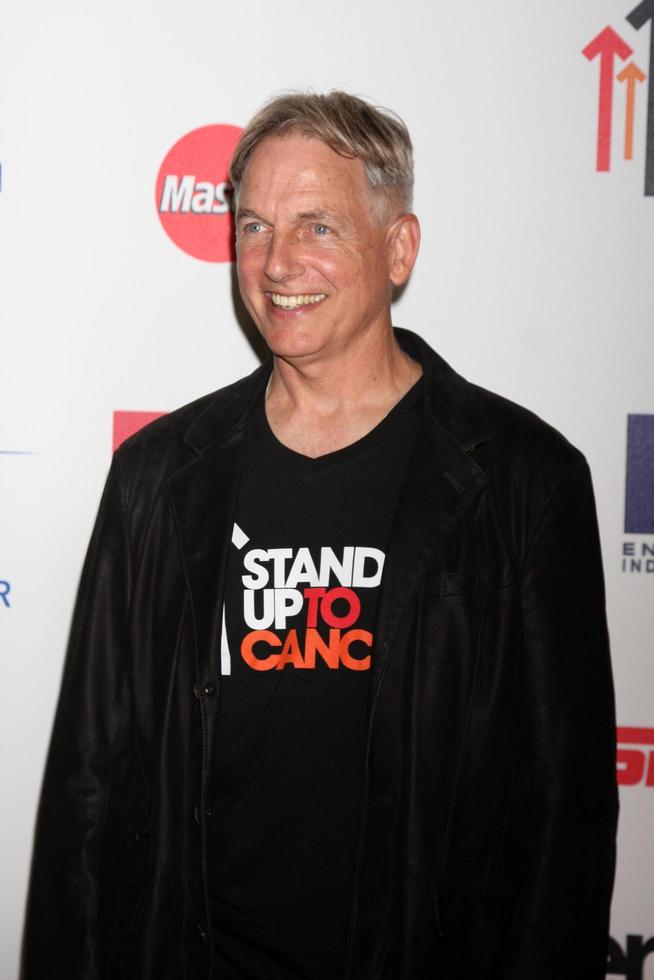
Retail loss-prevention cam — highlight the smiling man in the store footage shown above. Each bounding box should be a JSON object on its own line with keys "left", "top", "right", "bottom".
{"left": 232, "top": 119, "right": 422, "bottom": 458}
{"left": 24, "top": 92, "right": 617, "bottom": 980}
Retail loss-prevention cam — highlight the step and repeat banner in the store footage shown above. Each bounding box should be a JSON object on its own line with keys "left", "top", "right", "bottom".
{"left": 1, "top": 0, "right": 653, "bottom": 977}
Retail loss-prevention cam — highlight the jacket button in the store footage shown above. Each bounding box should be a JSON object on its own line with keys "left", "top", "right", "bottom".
{"left": 193, "top": 802, "right": 213, "bottom": 825}
{"left": 204, "top": 683, "right": 216, "bottom": 696}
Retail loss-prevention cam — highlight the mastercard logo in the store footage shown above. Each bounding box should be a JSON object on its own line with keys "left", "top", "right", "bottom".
{"left": 155, "top": 123, "right": 243, "bottom": 263}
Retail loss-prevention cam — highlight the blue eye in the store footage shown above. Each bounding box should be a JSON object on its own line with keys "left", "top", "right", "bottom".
{"left": 243, "top": 222, "right": 263, "bottom": 233}
{"left": 314, "top": 223, "right": 330, "bottom": 235}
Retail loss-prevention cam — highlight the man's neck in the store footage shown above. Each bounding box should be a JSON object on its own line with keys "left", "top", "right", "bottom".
{"left": 264, "top": 328, "right": 423, "bottom": 458}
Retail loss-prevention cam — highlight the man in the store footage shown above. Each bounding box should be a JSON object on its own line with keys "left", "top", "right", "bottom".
{"left": 24, "top": 92, "right": 617, "bottom": 980}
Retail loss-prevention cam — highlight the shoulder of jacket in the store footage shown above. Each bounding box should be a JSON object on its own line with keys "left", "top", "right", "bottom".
{"left": 403, "top": 329, "right": 585, "bottom": 479}
{"left": 112, "top": 368, "right": 263, "bottom": 474}
{"left": 470, "top": 382, "right": 586, "bottom": 476}
{"left": 461, "top": 385, "right": 593, "bottom": 559}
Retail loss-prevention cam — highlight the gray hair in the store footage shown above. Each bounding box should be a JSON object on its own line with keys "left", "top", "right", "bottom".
{"left": 229, "top": 90, "right": 414, "bottom": 220}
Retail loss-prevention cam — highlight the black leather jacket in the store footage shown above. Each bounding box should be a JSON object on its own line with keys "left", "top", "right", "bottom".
{"left": 23, "top": 330, "right": 617, "bottom": 979}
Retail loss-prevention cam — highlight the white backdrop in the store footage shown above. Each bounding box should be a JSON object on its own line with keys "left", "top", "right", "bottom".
{"left": 1, "top": 1, "right": 653, "bottom": 977}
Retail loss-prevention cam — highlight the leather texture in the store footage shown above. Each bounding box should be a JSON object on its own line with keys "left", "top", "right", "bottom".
{"left": 22, "top": 330, "right": 618, "bottom": 980}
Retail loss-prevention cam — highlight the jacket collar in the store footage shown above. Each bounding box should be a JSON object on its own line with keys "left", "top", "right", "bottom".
{"left": 395, "top": 328, "right": 495, "bottom": 451}
{"left": 182, "top": 357, "right": 272, "bottom": 456}
{"left": 180, "top": 328, "right": 495, "bottom": 458}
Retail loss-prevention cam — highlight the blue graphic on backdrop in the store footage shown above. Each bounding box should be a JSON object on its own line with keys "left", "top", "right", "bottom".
{"left": 625, "top": 415, "right": 654, "bottom": 533}
{"left": 0, "top": 581, "right": 11, "bottom": 608}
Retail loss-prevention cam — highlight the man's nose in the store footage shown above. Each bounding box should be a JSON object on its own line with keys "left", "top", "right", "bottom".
{"left": 263, "top": 231, "right": 304, "bottom": 282}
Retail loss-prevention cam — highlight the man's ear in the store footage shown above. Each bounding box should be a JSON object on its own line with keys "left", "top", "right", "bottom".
{"left": 387, "top": 213, "right": 421, "bottom": 287}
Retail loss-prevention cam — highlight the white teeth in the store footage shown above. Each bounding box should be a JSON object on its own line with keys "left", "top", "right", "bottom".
{"left": 270, "top": 293, "right": 326, "bottom": 309}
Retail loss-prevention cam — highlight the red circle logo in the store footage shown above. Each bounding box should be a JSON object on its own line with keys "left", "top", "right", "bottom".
{"left": 155, "top": 124, "right": 243, "bottom": 263}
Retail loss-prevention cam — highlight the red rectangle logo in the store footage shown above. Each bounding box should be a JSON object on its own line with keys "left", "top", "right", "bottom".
{"left": 112, "top": 411, "right": 166, "bottom": 452}
{"left": 616, "top": 726, "right": 654, "bottom": 787}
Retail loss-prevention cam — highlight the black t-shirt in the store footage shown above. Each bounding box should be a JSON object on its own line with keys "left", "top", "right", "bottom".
{"left": 209, "top": 378, "right": 423, "bottom": 980}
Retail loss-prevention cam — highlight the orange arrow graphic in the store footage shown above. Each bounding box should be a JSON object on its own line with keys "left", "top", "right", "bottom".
{"left": 617, "top": 62, "right": 647, "bottom": 160}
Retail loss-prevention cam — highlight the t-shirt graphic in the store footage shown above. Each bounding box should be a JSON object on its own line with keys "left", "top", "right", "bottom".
{"left": 221, "top": 523, "right": 385, "bottom": 675}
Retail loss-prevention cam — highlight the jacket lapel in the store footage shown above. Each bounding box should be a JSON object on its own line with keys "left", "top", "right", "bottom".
{"left": 169, "top": 361, "right": 270, "bottom": 686}
{"left": 371, "top": 415, "right": 487, "bottom": 697}
{"left": 370, "top": 329, "right": 494, "bottom": 697}
{"left": 170, "top": 435, "right": 245, "bottom": 685}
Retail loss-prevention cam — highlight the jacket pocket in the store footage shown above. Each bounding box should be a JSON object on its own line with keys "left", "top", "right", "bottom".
{"left": 110, "top": 830, "right": 150, "bottom": 937}
{"left": 432, "top": 877, "right": 514, "bottom": 954}
{"left": 438, "top": 562, "right": 518, "bottom": 598}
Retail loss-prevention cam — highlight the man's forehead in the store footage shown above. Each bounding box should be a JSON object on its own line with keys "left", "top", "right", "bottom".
{"left": 240, "top": 134, "right": 368, "bottom": 200}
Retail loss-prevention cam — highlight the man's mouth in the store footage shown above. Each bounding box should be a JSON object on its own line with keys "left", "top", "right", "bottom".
{"left": 269, "top": 293, "right": 327, "bottom": 309}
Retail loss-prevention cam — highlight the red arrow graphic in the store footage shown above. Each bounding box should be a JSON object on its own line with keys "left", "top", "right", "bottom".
{"left": 617, "top": 62, "right": 647, "bottom": 159}
{"left": 583, "top": 26, "right": 633, "bottom": 171}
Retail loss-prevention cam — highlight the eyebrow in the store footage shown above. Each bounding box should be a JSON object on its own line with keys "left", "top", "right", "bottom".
{"left": 296, "top": 209, "right": 332, "bottom": 221}
{"left": 234, "top": 207, "right": 340, "bottom": 224}
{"left": 235, "top": 207, "right": 262, "bottom": 222}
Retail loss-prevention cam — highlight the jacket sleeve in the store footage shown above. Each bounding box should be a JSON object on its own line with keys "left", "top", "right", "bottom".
{"left": 505, "top": 457, "right": 618, "bottom": 979}
{"left": 22, "top": 455, "right": 133, "bottom": 980}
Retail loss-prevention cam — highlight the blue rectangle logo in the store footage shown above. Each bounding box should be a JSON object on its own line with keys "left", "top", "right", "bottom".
{"left": 625, "top": 415, "right": 654, "bottom": 533}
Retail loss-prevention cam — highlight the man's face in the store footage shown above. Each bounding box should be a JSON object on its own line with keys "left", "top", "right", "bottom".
{"left": 235, "top": 134, "right": 408, "bottom": 364}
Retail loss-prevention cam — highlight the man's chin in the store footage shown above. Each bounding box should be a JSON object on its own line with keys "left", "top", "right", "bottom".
{"left": 258, "top": 323, "right": 325, "bottom": 363}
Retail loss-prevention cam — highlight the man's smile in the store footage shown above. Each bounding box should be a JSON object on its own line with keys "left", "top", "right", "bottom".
{"left": 269, "top": 292, "right": 327, "bottom": 309}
